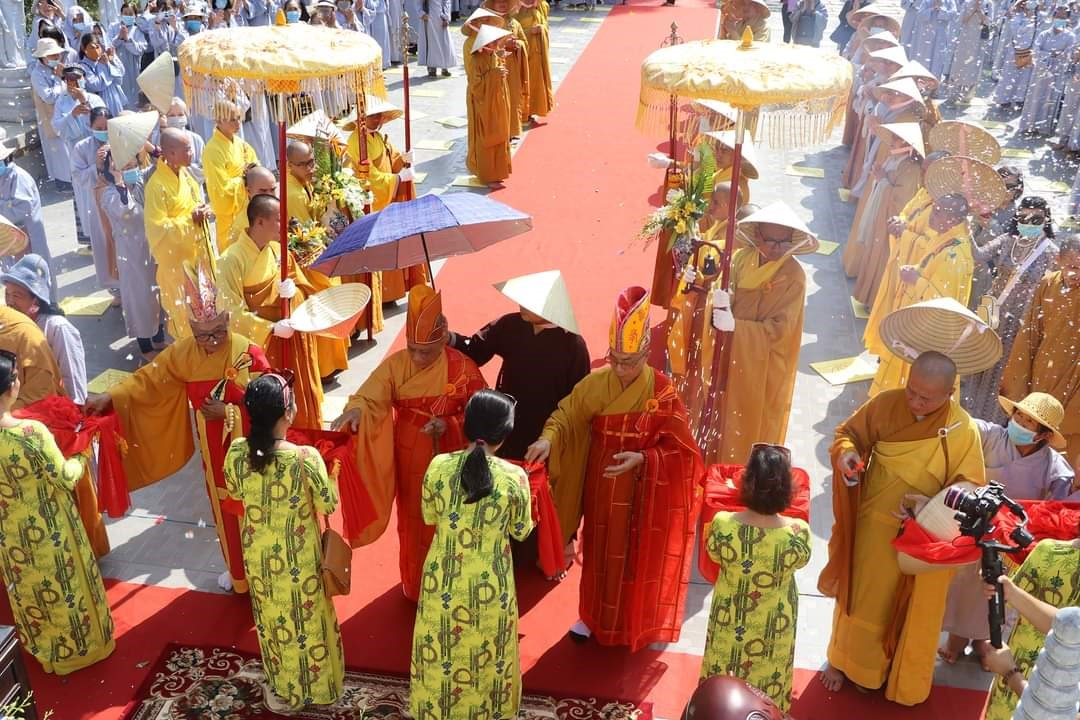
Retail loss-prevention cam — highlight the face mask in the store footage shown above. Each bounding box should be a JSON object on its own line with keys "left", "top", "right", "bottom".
{"left": 0, "top": 162, "right": 11, "bottom": 177}
{"left": 185, "top": 19, "right": 202, "bottom": 32}
{"left": 1054, "top": 18, "right": 1069, "bottom": 28}
{"left": 285, "top": 9, "right": 300, "bottom": 20}
{"left": 122, "top": 167, "right": 141, "bottom": 184}
{"left": 92, "top": 129, "right": 108, "bottom": 142}
{"left": 1017, "top": 221, "right": 1043, "bottom": 238}
{"left": 121, "top": 14, "right": 135, "bottom": 25}
{"left": 46, "top": 58, "right": 59, "bottom": 68}
{"left": 337, "top": 1, "right": 350, "bottom": 9}
{"left": 74, "top": 21, "right": 91, "bottom": 33}
{"left": 215, "top": 0, "right": 227, "bottom": 8}
{"left": 76, "top": 78, "right": 85, "bottom": 89}
{"left": 166, "top": 114, "right": 187, "bottom": 128}
{"left": 1007, "top": 419, "right": 1038, "bottom": 446}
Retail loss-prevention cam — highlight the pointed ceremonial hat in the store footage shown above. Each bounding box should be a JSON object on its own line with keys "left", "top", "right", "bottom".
{"left": 472, "top": 24, "right": 511, "bottom": 52}
{"left": 138, "top": 51, "right": 174, "bottom": 114}
{"left": 493, "top": 270, "right": 580, "bottom": 334}
{"left": 879, "top": 297, "right": 1002, "bottom": 375}
{"left": 876, "top": 122, "right": 925, "bottom": 158}
{"left": 609, "top": 286, "right": 650, "bottom": 354}
{"left": 0, "top": 215, "right": 28, "bottom": 258}
{"left": 108, "top": 111, "right": 159, "bottom": 170}
{"left": 407, "top": 285, "right": 447, "bottom": 345}
{"left": 737, "top": 201, "right": 819, "bottom": 255}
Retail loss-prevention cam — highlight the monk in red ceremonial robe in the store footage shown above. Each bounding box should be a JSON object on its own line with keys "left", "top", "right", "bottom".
{"left": 332, "top": 286, "right": 486, "bottom": 601}
{"left": 84, "top": 262, "right": 271, "bottom": 593}
{"left": 525, "top": 286, "right": 704, "bottom": 649}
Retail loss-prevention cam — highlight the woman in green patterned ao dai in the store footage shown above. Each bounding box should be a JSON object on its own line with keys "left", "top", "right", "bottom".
{"left": 0, "top": 349, "right": 114, "bottom": 675}
{"left": 410, "top": 389, "right": 534, "bottom": 720}
{"left": 700, "top": 444, "right": 811, "bottom": 711}
{"left": 225, "top": 372, "right": 344, "bottom": 714}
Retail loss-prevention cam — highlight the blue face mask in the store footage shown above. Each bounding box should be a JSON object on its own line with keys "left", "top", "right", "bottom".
{"left": 215, "top": 0, "right": 227, "bottom": 8}
{"left": 285, "top": 9, "right": 300, "bottom": 21}
{"left": 46, "top": 58, "right": 60, "bottom": 68}
{"left": 0, "top": 162, "right": 11, "bottom": 177}
{"left": 185, "top": 19, "right": 202, "bottom": 32}
{"left": 122, "top": 167, "right": 141, "bottom": 184}
{"left": 1054, "top": 18, "right": 1069, "bottom": 29}
{"left": 1007, "top": 419, "right": 1039, "bottom": 446}
{"left": 74, "top": 21, "right": 92, "bottom": 33}
{"left": 92, "top": 129, "right": 108, "bottom": 142}
{"left": 121, "top": 14, "right": 135, "bottom": 25}
{"left": 1017, "top": 221, "right": 1043, "bottom": 238}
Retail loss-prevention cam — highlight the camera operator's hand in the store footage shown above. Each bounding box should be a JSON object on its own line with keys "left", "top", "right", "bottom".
{"left": 982, "top": 642, "right": 1018, "bottom": 676}
{"left": 838, "top": 450, "right": 863, "bottom": 486}
{"left": 984, "top": 574, "right": 1017, "bottom": 602}
{"left": 893, "top": 493, "right": 930, "bottom": 521}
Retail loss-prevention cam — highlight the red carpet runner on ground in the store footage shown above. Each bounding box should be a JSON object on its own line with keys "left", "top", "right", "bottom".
{"left": 9, "top": 3, "right": 991, "bottom": 717}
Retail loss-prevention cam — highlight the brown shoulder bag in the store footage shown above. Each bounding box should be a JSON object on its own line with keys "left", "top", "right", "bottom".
{"left": 320, "top": 515, "right": 352, "bottom": 597}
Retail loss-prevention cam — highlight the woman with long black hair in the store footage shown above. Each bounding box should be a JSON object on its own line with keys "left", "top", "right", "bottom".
{"left": 410, "top": 389, "right": 533, "bottom": 720}
{"left": 224, "top": 372, "right": 344, "bottom": 713}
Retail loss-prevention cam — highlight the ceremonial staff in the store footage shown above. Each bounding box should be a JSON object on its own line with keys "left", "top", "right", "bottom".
{"left": 401, "top": 4, "right": 415, "bottom": 194}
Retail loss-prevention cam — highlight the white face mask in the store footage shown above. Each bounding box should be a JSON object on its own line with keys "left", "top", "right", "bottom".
{"left": 166, "top": 115, "right": 187, "bottom": 129}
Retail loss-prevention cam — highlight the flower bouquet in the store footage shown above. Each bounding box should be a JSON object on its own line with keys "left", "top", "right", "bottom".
{"left": 309, "top": 138, "right": 374, "bottom": 236}
{"left": 637, "top": 142, "right": 717, "bottom": 270}
{"left": 288, "top": 219, "right": 331, "bottom": 269}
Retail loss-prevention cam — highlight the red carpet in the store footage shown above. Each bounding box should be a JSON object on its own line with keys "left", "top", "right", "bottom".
{"left": 11, "top": 4, "right": 991, "bottom": 718}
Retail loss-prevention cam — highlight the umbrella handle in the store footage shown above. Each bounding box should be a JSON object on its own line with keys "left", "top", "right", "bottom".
{"left": 422, "top": 232, "right": 435, "bottom": 291}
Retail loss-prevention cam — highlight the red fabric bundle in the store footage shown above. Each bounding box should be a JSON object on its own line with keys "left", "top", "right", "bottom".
{"left": 507, "top": 460, "right": 564, "bottom": 579}
{"left": 697, "top": 464, "right": 812, "bottom": 584}
{"left": 892, "top": 499, "right": 1080, "bottom": 568}
{"left": 286, "top": 428, "right": 376, "bottom": 540}
{"left": 13, "top": 396, "right": 131, "bottom": 518}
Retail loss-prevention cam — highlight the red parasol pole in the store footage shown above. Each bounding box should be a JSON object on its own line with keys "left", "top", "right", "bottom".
{"left": 278, "top": 116, "right": 290, "bottom": 368}
{"left": 357, "top": 90, "right": 375, "bottom": 341}
{"left": 401, "top": 6, "right": 413, "bottom": 160}
{"left": 663, "top": 22, "right": 682, "bottom": 190}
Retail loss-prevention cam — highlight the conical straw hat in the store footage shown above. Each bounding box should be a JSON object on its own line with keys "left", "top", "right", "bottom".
{"left": 868, "top": 46, "right": 909, "bottom": 68}
{"left": 0, "top": 215, "right": 27, "bottom": 257}
{"left": 889, "top": 59, "right": 940, "bottom": 90}
{"left": 472, "top": 24, "right": 511, "bottom": 52}
{"left": 108, "top": 111, "right": 159, "bottom": 170}
{"left": 928, "top": 120, "right": 1001, "bottom": 164}
{"left": 338, "top": 95, "right": 403, "bottom": 129}
{"left": 876, "top": 122, "right": 925, "bottom": 158}
{"left": 879, "top": 297, "right": 1003, "bottom": 375}
{"left": 288, "top": 109, "right": 351, "bottom": 144}
{"left": 737, "top": 201, "right": 819, "bottom": 255}
{"left": 138, "top": 51, "right": 174, "bottom": 114}
{"left": 926, "top": 155, "right": 1008, "bottom": 214}
{"left": 493, "top": 270, "right": 579, "bottom": 334}
{"left": 703, "top": 130, "right": 760, "bottom": 179}
{"left": 998, "top": 392, "right": 1067, "bottom": 450}
{"left": 870, "top": 76, "right": 922, "bottom": 104}
{"left": 692, "top": 99, "right": 738, "bottom": 126}
{"left": 290, "top": 283, "right": 372, "bottom": 339}
{"left": 466, "top": 6, "right": 501, "bottom": 23}
{"left": 862, "top": 31, "right": 900, "bottom": 53}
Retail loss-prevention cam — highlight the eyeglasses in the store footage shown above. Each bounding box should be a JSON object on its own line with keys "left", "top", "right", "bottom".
{"left": 761, "top": 238, "right": 797, "bottom": 249}
{"left": 192, "top": 328, "right": 228, "bottom": 343}
{"left": 750, "top": 442, "right": 792, "bottom": 462}
{"left": 605, "top": 350, "right": 647, "bottom": 369}
{"left": 290, "top": 158, "right": 316, "bottom": 169}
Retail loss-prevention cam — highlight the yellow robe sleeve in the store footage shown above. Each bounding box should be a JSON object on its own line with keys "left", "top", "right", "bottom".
{"left": 143, "top": 169, "right": 191, "bottom": 258}
{"left": 367, "top": 133, "right": 400, "bottom": 211}
{"left": 217, "top": 241, "right": 275, "bottom": 346}
{"left": 344, "top": 351, "right": 399, "bottom": 544}
{"left": 287, "top": 180, "right": 314, "bottom": 224}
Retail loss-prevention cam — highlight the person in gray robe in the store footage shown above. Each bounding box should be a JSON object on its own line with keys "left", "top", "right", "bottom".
{"left": 239, "top": 0, "right": 277, "bottom": 26}
{"left": 24, "top": 0, "right": 65, "bottom": 61}
{"left": 417, "top": 0, "right": 455, "bottom": 75}
{"left": 1052, "top": 44, "right": 1080, "bottom": 150}
{"left": 53, "top": 64, "right": 104, "bottom": 242}
{"left": 945, "top": 0, "right": 992, "bottom": 100}
{"left": 388, "top": 0, "right": 404, "bottom": 63}
{"left": 108, "top": 7, "right": 148, "bottom": 105}
{"left": 99, "top": 153, "right": 165, "bottom": 358}
{"left": 148, "top": 97, "right": 205, "bottom": 185}
{"left": 29, "top": 36, "right": 73, "bottom": 188}
{"left": 368, "top": 0, "right": 392, "bottom": 69}
{"left": 993, "top": 4, "right": 1038, "bottom": 105}
{"left": 901, "top": 0, "right": 920, "bottom": 49}
{"left": 911, "top": 0, "right": 960, "bottom": 80}
{"left": 70, "top": 106, "right": 121, "bottom": 297}
{"left": 990, "top": 0, "right": 1018, "bottom": 79}
{"left": 0, "top": 155, "right": 58, "bottom": 299}
{"left": 963, "top": 196, "right": 1058, "bottom": 424}
{"left": 1018, "top": 11, "right": 1076, "bottom": 135}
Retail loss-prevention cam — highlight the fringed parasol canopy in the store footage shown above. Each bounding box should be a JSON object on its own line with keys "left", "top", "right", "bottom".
{"left": 178, "top": 25, "right": 387, "bottom": 124}
{"left": 638, "top": 33, "right": 853, "bottom": 148}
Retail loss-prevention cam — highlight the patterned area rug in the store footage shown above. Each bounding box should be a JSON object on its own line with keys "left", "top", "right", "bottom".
{"left": 123, "top": 644, "right": 653, "bottom": 720}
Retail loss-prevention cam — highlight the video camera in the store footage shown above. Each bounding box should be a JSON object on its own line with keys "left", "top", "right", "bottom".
{"left": 944, "top": 482, "right": 1034, "bottom": 648}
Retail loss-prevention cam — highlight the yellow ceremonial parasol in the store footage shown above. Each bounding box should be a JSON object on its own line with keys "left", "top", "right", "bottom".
{"left": 178, "top": 25, "right": 385, "bottom": 358}
{"left": 637, "top": 27, "right": 852, "bottom": 436}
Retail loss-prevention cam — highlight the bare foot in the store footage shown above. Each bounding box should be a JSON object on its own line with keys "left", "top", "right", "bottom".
{"left": 820, "top": 664, "right": 845, "bottom": 692}
{"left": 938, "top": 633, "right": 970, "bottom": 664}
{"left": 544, "top": 559, "right": 573, "bottom": 582}
{"left": 972, "top": 639, "right": 992, "bottom": 671}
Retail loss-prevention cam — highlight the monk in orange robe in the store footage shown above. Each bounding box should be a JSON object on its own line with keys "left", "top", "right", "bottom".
{"left": 515, "top": 0, "right": 552, "bottom": 119}
{"left": 819, "top": 351, "right": 986, "bottom": 706}
{"left": 464, "top": 13, "right": 513, "bottom": 185}
{"left": 84, "top": 262, "right": 271, "bottom": 593}
{"left": 0, "top": 306, "right": 109, "bottom": 559}
{"left": 525, "top": 287, "right": 704, "bottom": 650}
{"left": 332, "top": 286, "right": 486, "bottom": 601}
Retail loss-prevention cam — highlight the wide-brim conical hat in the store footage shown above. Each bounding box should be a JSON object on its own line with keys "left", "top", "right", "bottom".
{"left": 288, "top": 109, "right": 351, "bottom": 144}
{"left": 338, "top": 95, "right": 403, "bottom": 129}
{"left": 862, "top": 32, "right": 900, "bottom": 53}
{"left": 848, "top": 4, "right": 901, "bottom": 31}
{"left": 493, "top": 270, "right": 579, "bottom": 334}
{"left": 138, "top": 51, "right": 174, "bottom": 114}
{"left": 876, "top": 122, "right": 925, "bottom": 158}
{"left": 0, "top": 215, "right": 28, "bottom": 257}
{"left": 466, "top": 6, "right": 501, "bottom": 23}
{"left": 108, "top": 111, "right": 159, "bottom": 170}
{"left": 868, "top": 46, "right": 909, "bottom": 69}
{"left": 889, "top": 59, "right": 940, "bottom": 90}
{"left": 880, "top": 297, "right": 1002, "bottom": 375}
{"left": 736, "top": 201, "right": 819, "bottom": 255}
{"left": 928, "top": 120, "right": 1001, "bottom": 164}
{"left": 926, "top": 155, "right": 1008, "bottom": 214}
{"left": 692, "top": 99, "right": 738, "bottom": 126}
{"left": 472, "top": 24, "right": 511, "bottom": 52}
{"left": 870, "top": 76, "right": 923, "bottom": 105}
{"left": 703, "top": 130, "right": 760, "bottom": 179}
{"left": 290, "top": 283, "right": 372, "bottom": 339}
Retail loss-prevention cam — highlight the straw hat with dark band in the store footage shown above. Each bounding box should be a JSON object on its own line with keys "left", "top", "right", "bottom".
{"left": 879, "top": 297, "right": 1003, "bottom": 375}
{"left": 737, "top": 201, "right": 820, "bottom": 255}
{"left": 925, "top": 155, "right": 1009, "bottom": 214}
{"left": 998, "top": 392, "right": 1067, "bottom": 450}
{"left": 928, "top": 120, "right": 1001, "bottom": 165}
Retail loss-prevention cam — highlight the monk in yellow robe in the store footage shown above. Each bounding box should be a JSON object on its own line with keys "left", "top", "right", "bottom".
{"left": 84, "top": 262, "right": 272, "bottom": 593}
{"left": 0, "top": 306, "right": 109, "bottom": 559}
{"left": 1001, "top": 239, "right": 1080, "bottom": 467}
{"left": 144, "top": 128, "right": 215, "bottom": 340}
{"left": 819, "top": 351, "right": 986, "bottom": 706}
{"left": 331, "top": 286, "right": 486, "bottom": 601}
{"left": 870, "top": 193, "right": 975, "bottom": 394}
{"left": 670, "top": 201, "right": 811, "bottom": 464}
{"left": 203, "top": 101, "right": 259, "bottom": 252}
{"left": 525, "top": 286, "right": 703, "bottom": 650}
{"left": 285, "top": 141, "right": 350, "bottom": 380}
{"left": 718, "top": 0, "right": 770, "bottom": 40}
{"left": 226, "top": 164, "right": 277, "bottom": 249}
{"left": 464, "top": 14, "right": 513, "bottom": 185}
{"left": 217, "top": 193, "right": 324, "bottom": 429}
{"left": 515, "top": 0, "right": 552, "bottom": 119}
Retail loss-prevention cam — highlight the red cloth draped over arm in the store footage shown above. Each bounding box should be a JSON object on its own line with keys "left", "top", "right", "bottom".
{"left": 286, "top": 427, "right": 376, "bottom": 539}
{"left": 508, "top": 460, "right": 564, "bottom": 578}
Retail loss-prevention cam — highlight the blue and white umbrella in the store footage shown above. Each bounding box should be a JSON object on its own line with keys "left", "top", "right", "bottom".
{"left": 312, "top": 193, "right": 533, "bottom": 286}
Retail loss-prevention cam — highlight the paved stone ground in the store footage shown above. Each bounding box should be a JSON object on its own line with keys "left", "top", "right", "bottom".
{"left": 9, "top": 0, "right": 1078, "bottom": 702}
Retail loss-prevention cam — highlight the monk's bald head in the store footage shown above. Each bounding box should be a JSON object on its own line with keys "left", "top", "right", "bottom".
{"left": 244, "top": 165, "right": 278, "bottom": 197}
{"left": 160, "top": 127, "right": 193, "bottom": 168}
{"left": 905, "top": 351, "right": 957, "bottom": 417}
{"left": 286, "top": 140, "right": 315, "bottom": 182}
{"left": 707, "top": 182, "right": 743, "bottom": 221}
